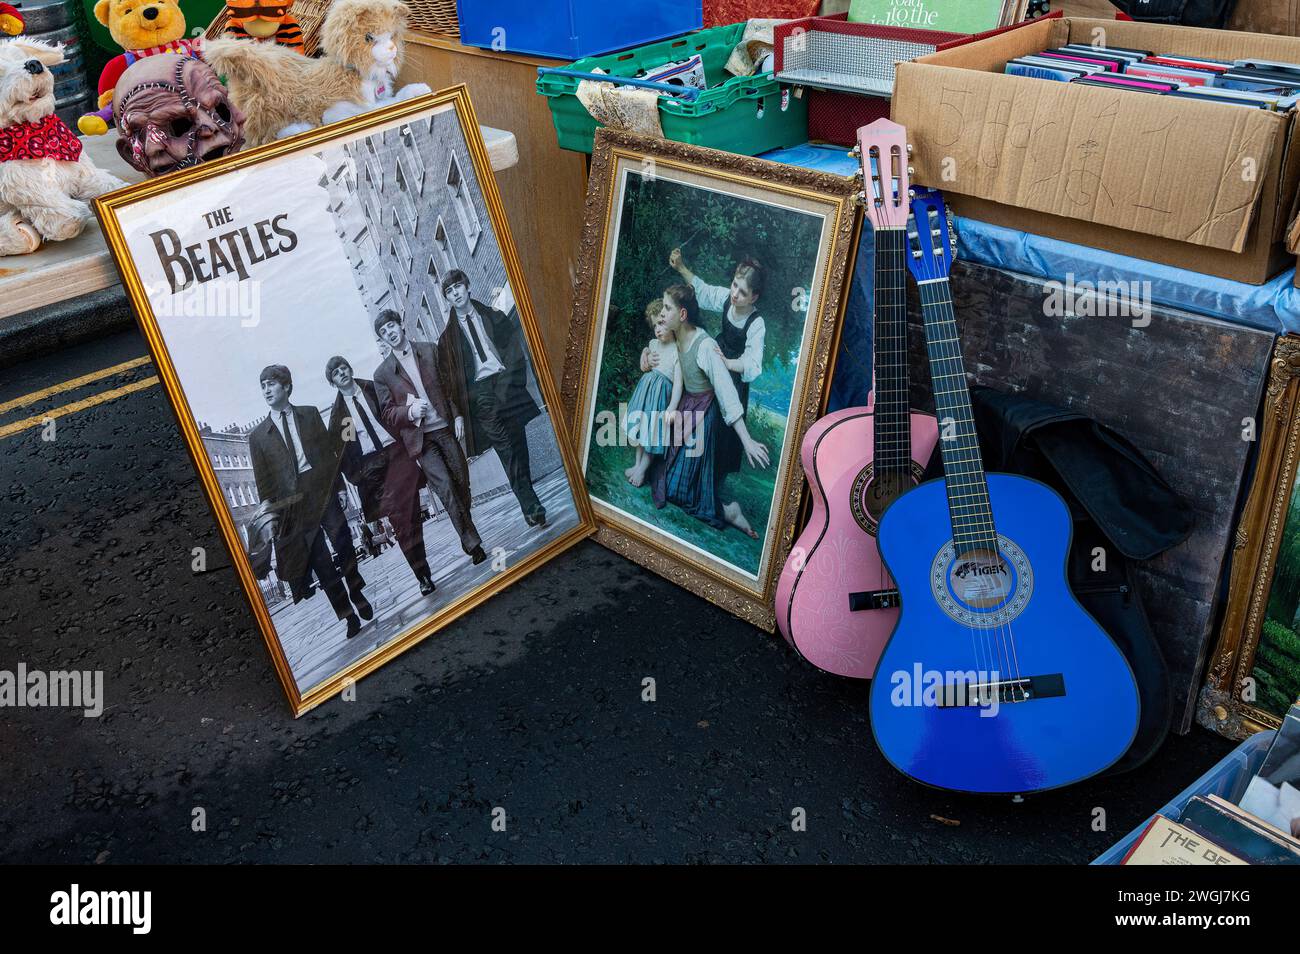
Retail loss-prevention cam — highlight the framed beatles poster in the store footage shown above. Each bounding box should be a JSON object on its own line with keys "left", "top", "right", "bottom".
{"left": 95, "top": 87, "right": 595, "bottom": 715}
{"left": 1201, "top": 335, "right": 1300, "bottom": 739}
{"left": 563, "top": 130, "right": 858, "bottom": 630}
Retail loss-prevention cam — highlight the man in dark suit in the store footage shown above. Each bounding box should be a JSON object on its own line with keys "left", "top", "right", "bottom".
{"left": 371, "top": 311, "right": 486, "bottom": 565}
{"left": 248, "top": 365, "right": 372, "bottom": 639}
{"left": 326, "top": 354, "right": 437, "bottom": 596}
{"left": 437, "top": 270, "right": 546, "bottom": 526}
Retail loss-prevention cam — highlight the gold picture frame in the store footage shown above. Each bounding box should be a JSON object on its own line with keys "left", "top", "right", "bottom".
{"left": 95, "top": 87, "right": 596, "bottom": 715}
{"left": 1200, "top": 334, "right": 1300, "bottom": 739}
{"left": 561, "top": 130, "right": 860, "bottom": 631}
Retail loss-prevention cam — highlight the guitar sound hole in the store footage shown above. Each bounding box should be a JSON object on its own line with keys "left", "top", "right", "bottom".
{"left": 863, "top": 477, "right": 904, "bottom": 522}
{"left": 929, "top": 538, "right": 1034, "bottom": 628}
{"left": 851, "top": 462, "right": 925, "bottom": 536}
{"left": 949, "top": 548, "right": 1013, "bottom": 610}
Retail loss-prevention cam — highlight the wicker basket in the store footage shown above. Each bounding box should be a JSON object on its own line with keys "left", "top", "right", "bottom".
{"left": 205, "top": 0, "right": 334, "bottom": 57}
{"left": 406, "top": 0, "right": 459, "bottom": 38}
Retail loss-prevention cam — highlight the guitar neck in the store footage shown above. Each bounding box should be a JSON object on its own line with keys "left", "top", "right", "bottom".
{"left": 873, "top": 227, "right": 912, "bottom": 477}
{"left": 915, "top": 276, "right": 997, "bottom": 554}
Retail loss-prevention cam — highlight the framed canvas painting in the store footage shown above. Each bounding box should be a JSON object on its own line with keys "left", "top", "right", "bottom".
{"left": 563, "top": 129, "right": 859, "bottom": 630}
{"left": 1202, "top": 335, "right": 1300, "bottom": 738}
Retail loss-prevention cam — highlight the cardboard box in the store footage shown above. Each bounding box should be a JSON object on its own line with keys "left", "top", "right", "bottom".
{"left": 893, "top": 17, "right": 1300, "bottom": 284}
{"left": 1229, "top": 1, "right": 1300, "bottom": 37}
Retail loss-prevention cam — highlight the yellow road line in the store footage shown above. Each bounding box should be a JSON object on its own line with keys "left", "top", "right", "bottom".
{"left": 0, "top": 376, "right": 160, "bottom": 441}
{"left": 0, "top": 355, "right": 153, "bottom": 418}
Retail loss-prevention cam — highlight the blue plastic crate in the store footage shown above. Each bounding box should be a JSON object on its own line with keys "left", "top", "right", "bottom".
{"left": 1092, "top": 730, "right": 1276, "bottom": 865}
{"left": 456, "top": 0, "right": 702, "bottom": 60}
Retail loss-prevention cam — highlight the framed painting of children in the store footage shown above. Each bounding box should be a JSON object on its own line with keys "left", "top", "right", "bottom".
{"left": 563, "top": 130, "right": 859, "bottom": 630}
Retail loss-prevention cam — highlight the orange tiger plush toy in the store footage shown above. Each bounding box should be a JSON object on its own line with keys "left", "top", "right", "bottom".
{"left": 223, "top": 0, "right": 305, "bottom": 53}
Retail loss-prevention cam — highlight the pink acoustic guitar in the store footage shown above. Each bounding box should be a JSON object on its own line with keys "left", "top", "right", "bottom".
{"left": 774, "top": 119, "right": 939, "bottom": 679}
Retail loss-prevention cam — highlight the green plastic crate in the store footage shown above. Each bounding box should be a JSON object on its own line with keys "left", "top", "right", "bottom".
{"left": 536, "top": 23, "right": 808, "bottom": 156}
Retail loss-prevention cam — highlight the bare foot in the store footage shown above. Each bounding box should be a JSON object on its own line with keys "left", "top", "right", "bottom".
{"left": 628, "top": 466, "right": 649, "bottom": 488}
{"left": 723, "top": 501, "right": 759, "bottom": 538}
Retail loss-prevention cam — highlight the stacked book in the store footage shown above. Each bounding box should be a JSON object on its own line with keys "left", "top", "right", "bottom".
{"left": 1124, "top": 702, "right": 1300, "bottom": 865}
{"left": 1005, "top": 45, "right": 1300, "bottom": 111}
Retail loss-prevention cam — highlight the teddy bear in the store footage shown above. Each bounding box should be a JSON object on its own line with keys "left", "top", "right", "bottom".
{"left": 0, "top": 38, "right": 126, "bottom": 255}
{"left": 0, "top": 4, "right": 24, "bottom": 36}
{"left": 78, "top": 0, "right": 203, "bottom": 136}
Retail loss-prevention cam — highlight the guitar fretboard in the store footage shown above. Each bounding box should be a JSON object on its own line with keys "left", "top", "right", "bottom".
{"left": 873, "top": 227, "right": 912, "bottom": 480}
{"left": 917, "top": 278, "right": 996, "bottom": 555}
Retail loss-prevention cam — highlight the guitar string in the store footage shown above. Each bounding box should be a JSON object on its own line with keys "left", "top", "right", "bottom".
{"left": 927, "top": 276, "right": 1025, "bottom": 700}
{"left": 910, "top": 216, "right": 988, "bottom": 687}
{"left": 920, "top": 277, "right": 1001, "bottom": 692}
{"left": 922, "top": 277, "right": 995, "bottom": 688}
{"left": 872, "top": 149, "right": 892, "bottom": 602}
{"left": 871, "top": 149, "right": 911, "bottom": 610}
{"left": 876, "top": 210, "right": 908, "bottom": 601}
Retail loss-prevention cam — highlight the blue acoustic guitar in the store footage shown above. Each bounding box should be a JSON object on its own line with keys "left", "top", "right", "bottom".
{"left": 868, "top": 189, "right": 1141, "bottom": 795}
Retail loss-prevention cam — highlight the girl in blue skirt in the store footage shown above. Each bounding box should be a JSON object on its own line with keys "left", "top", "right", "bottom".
{"left": 624, "top": 298, "right": 683, "bottom": 487}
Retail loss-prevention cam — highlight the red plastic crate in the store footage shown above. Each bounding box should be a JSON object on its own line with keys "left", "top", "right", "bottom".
{"left": 805, "top": 89, "right": 889, "bottom": 146}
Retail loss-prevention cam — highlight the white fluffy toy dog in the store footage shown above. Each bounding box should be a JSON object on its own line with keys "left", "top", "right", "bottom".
{"left": 205, "top": 0, "right": 431, "bottom": 148}
{"left": 0, "top": 38, "right": 125, "bottom": 255}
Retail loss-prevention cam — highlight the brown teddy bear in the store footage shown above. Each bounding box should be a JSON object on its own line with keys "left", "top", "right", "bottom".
{"left": 78, "top": 0, "right": 202, "bottom": 136}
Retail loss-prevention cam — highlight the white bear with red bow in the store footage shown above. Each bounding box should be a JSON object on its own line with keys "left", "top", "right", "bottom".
{"left": 0, "top": 38, "right": 125, "bottom": 255}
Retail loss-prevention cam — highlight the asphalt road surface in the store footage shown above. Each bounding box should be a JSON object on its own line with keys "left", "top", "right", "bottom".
{"left": 0, "top": 329, "right": 1235, "bottom": 864}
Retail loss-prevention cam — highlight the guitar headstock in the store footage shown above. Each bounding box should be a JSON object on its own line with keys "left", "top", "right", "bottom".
{"left": 905, "top": 187, "right": 958, "bottom": 283}
{"left": 852, "top": 119, "right": 911, "bottom": 230}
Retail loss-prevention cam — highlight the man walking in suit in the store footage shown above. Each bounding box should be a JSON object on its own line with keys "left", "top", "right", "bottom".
{"left": 326, "top": 355, "right": 437, "bottom": 596}
{"left": 372, "top": 311, "right": 487, "bottom": 566}
{"left": 249, "top": 365, "right": 372, "bottom": 639}
{"left": 437, "top": 270, "right": 546, "bottom": 527}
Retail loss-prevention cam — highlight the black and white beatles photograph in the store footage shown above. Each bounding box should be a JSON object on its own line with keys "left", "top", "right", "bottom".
{"left": 96, "top": 92, "right": 594, "bottom": 713}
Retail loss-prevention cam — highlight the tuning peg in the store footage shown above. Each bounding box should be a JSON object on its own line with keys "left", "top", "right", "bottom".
{"left": 907, "top": 166, "right": 915, "bottom": 176}
{"left": 849, "top": 144, "right": 861, "bottom": 159}
{"left": 906, "top": 144, "right": 914, "bottom": 155}
{"left": 908, "top": 189, "right": 916, "bottom": 198}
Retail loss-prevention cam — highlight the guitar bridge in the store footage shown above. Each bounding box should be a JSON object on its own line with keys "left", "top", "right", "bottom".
{"left": 849, "top": 589, "right": 901, "bottom": 611}
{"left": 937, "top": 673, "right": 1066, "bottom": 707}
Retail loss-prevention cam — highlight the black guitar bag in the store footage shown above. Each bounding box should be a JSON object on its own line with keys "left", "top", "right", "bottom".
{"left": 965, "top": 386, "right": 1194, "bottom": 774}
{"left": 1110, "top": 0, "right": 1238, "bottom": 28}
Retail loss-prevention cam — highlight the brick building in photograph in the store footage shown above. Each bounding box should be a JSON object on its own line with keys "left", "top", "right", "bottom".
{"left": 342, "top": 110, "right": 510, "bottom": 347}
{"left": 326, "top": 112, "right": 563, "bottom": 484}
{"left": 200, "top": 425, "right": 259, "bottom": 533}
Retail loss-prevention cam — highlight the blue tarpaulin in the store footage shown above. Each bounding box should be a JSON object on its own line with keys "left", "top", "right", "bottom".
{"left": 758, "top": 143, "right": 1300, "bottom": 410}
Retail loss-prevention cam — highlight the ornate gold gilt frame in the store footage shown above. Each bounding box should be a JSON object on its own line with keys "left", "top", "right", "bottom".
{"left": 94, "top": 87, "right": 596, "bottom": 716}
{"left": 1200, "top": 335, "right": 1300, "bottom": 739}
{"left": 561, "top": 129, "right": 860, "bottom": 631}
